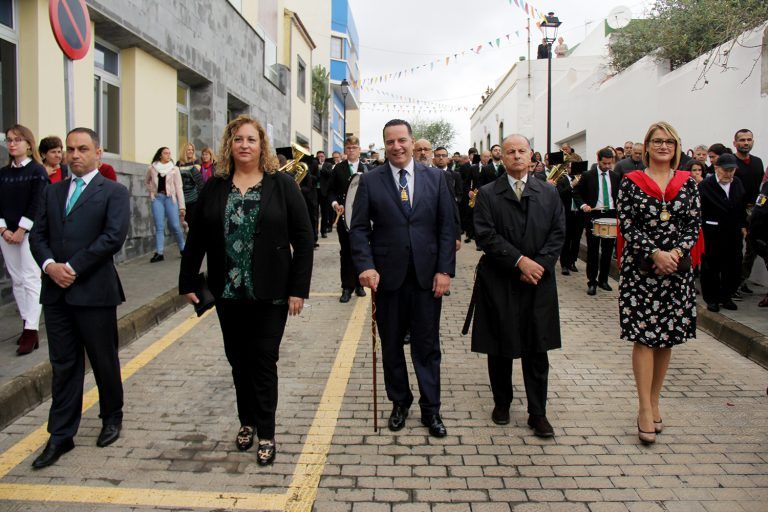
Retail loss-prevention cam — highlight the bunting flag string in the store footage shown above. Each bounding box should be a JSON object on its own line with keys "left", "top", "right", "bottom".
{"left": 506, "top": 0, "right": 548, "bottom": 24}
{"left": 361, "top": 103, "right": 473, "bottom": 113}
{"left": 361, "top": 86, "right": 473, "bottom": 110}
{"left": 360, "top": 28, "right": 527, "bottom": 86}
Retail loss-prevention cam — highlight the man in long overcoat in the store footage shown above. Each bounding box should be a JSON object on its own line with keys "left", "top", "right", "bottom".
{"left": 471, "top": 134, "right": 565, "bottom": 437}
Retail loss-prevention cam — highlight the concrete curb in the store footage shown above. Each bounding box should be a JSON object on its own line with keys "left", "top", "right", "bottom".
{"left": 578, "top": 242, "right": 768, "bottom": 370}
{"left": 0, "top": 288, "right": 188, "bottom": 430}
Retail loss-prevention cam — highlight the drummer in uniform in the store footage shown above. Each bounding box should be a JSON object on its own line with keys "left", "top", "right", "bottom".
{"left": 575, "top": 147, "right": 620, "bottom": 296}
{"left": 329, "top": 136, "right": 370, "bottom": 303}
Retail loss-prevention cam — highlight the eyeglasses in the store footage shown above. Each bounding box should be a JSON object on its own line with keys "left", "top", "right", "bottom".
{"left": 5, "top": 138, "right": 25, "bottom": 145}
{"left": 650, "top": 138, "right": 677, "bottom": 148}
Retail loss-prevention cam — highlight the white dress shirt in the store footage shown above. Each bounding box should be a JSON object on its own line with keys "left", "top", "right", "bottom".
{"left": 390, "top": 159, "right": 415, "bottom": 205}
{"left": 718, "top": 180, "right": 731, "bottom": 198}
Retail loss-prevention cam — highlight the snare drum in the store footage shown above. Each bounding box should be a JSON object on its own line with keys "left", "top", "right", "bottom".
{"left": 592, "top": 217, "right": 618, "bottom": 239}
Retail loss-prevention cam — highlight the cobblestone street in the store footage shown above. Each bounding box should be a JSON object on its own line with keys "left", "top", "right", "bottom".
{"left": 0, "top": 240, "right": 766, "bottom": 512}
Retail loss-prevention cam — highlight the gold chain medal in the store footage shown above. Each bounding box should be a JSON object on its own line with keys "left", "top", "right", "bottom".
{"left": 401, "top": 188, "right": 408, "bottom": 202}
{"left": 660, "top": 203, "right": 671, "bottom": 222}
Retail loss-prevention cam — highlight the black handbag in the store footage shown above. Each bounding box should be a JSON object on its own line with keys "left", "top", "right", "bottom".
{"left": 639, "top": 254, "right": 691, "bottom": 274}
{"left": 193, "top": 273, "right": 215, "bottom": 317}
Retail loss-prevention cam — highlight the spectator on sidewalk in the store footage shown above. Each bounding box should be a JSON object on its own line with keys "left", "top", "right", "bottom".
{"left": 179, "top": 115, "right": 313, "bottom": 466}
{"left": 145, "top": 147, "right": 185, "bottom": 263}
{"left": 732, "top": 129, "right": 765, "bottom": 296}
{"left": 698, "top": 153, "right": 747, "bottom": 312}
{"left": 617, "top": 122, "right": 702, "bottom": 446}
{"left": 39, "top": 136, "right": 69, "bottom": 183}
{"left": 693, "top": 145, "right": 709, "bottom": 165}
{"left": 177, "top": 142, "right": 204, "bottom": 230}
{"left": 29, "top": 127, "right": 130, "bottom": 468}
{"left": 199, "top": 146, "right": 216, "bottom": 183}
{"left": 97, "top": 161, "right": 117, "bottom": 181}
{"left": 0, "top": 124, "right": 47, "bottom": 355}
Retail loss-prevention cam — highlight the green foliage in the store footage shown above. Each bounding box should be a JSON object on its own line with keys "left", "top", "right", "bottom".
{"left": 411, "top": 119, "right": 456, "bottom": 150}
{"left": 311, "top": 65, "right": 330, "bottom": 116}
{"left": 608, "top": 0, "right": 768, "bottom": 73}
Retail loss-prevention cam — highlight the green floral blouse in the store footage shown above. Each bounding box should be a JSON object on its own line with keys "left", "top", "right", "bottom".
{"left": 222, "top": 182, "right": 261, "bottom": 300}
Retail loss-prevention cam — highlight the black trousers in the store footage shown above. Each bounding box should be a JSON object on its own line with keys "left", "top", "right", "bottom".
{"left": 319, "top": 192, "right": 333, "bottom": 235}
{"left": 215, "top": 299, "right": 288, "bottom": 439}
{"left": 45, "top": 300, "right": 123, "bottom": 443}
{"left": 304, "top": 197, "right": 318, "bottom": 242}
{"left": 336, "top": 223, "right": 358, "bottom": 290}
{"left": 701, "top": 233, "right": 743, "bottom": 304}
{"left": 487, "top": 352, "right": 549, "bottom": 416}
{"left": 585, "top": 213, "right": 616, "bottom": 285}
{"left": 184, "top": 200, "right": 198, "bottom": 231}
{"left": 376, "top": 266, "right": 442, "bottom": 416}
{"left": 560, "top": 210, "right": 583, "bottom": 267}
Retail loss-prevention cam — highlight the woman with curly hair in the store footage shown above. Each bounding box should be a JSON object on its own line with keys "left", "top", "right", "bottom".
{"left": 178, "top": 115, "right": 314, "bottom": 466}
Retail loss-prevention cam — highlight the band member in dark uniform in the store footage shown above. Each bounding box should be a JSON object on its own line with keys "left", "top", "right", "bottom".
{"left": 329, "top": 136, "right": 368, "bottom": 303}
{"left": 576, "top": 147, "right": 620, "bottom": 295}
{"left": 555, "top": 164, "right": 583, "bottom": 275}
{"left": 469, "top": 134, "right": 565, "bottom": 438}
{"left": 459, "top": 148, "right": 478, "bottom": 242}
{"left": 698, "top": 153, "right": 747, "bottom": 311}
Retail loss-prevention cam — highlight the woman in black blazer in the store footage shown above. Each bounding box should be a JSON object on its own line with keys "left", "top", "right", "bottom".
{"left": 179, "top": 115, "right": 313, "bottom": 466}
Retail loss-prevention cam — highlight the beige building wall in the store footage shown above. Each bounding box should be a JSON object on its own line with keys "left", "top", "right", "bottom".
{"left": 283, "top": 11, "right": 314, "bottom": 147}
{"left": 345, "top": 108, "right": 359, "bottom": 139}
{"left": 120, "top": 47, "right": 177, "bottom": 163}
{"left": 17, "top": 0, "right": 93, "bottom": 140}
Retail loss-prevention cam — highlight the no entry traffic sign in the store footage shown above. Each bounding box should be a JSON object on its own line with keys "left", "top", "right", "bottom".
{"left": 49, "top": 0, "right": 92, "bottom": 61}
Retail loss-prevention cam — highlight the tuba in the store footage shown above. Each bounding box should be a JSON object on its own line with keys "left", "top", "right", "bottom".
{"left": 277, "top": 143, "right": 310, "bottom": 185}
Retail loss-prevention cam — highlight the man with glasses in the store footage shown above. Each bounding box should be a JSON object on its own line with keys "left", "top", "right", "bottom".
{"left": 329, "top": 137, "right": 369, "bottom": 303}
{"left": 433, "top": 147, "right": 462, "bottom": 250}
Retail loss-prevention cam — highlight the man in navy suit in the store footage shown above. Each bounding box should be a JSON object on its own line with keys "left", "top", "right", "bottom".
{"left": 29, "top": 128, "right": 130, "bottom": 468}
{"left": 349, "top": 119, "right": 456, "bottom": 437}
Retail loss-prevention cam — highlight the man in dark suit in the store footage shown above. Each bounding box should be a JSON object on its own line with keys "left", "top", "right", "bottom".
{"left": 614, "top": 143, "right": 645, "bottom": 178}
{"left": 350, "top": 119, "right": 456, "bottom": 438}
{"left": 489, "top": 144, "right": 506, "bottom": 177}
{"left": 433, "top": 146, "right": 463, "bottom": 247}
{"left": 316, "top": 151, "right": 334, "bottom": 238}
{"left": 329, "top": 136, "right": 368, "bottom": 303}
{"left": 698, "top": 153, "right": 747, "bottom": 312}
{"left": 576, "top": 147, "right": 620, "bottom": 296}
{"left": 29, "top": 128, "right": 130, "bottom": 468}
{"left": 459, "top": 148, "right": 478, "bottom": 242}
{"left": 555, "top": 168, "right": 583, "bottom": 275}
{"left": 470, "top": 134, "right": 564, "bottom": 437}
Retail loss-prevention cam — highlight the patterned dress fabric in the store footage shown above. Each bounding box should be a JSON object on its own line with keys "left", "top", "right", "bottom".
{"left": 617, "top": 175, "right": 701, "bottom": 347}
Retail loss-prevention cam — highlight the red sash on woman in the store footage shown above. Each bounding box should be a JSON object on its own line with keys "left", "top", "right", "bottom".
{"left": 616, "top": 170, "right": 704, "bottom": 268}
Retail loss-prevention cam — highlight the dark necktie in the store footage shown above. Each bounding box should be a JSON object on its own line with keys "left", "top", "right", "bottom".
{"left": 399, "top": 169, "right": 412, "bottom": 214}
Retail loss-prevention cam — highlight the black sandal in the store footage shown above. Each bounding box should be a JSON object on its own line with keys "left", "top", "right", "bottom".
{"left": 236, "top": 426, "right": 254, "bottom": 451}
{"left": 256, "top": 438, "right": 276, "bottom": 466}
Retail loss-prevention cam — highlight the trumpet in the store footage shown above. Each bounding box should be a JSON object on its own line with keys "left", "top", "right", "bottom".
{"left": 469, "top": 188, "right": 479, "bottom": 208}
{"left": 277, "top": 143, "right": 310, "bottom": 185}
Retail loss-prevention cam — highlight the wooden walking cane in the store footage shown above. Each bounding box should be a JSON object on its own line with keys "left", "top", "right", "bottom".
{"left": 371, "top": 290, "right": 379, "bottom": 432}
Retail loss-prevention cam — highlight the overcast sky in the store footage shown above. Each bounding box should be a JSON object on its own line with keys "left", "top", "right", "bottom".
{"left": 349, "top": 0, "right": 652, "bottom": 153}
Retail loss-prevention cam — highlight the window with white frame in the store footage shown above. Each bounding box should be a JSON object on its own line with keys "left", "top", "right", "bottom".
{"left": 176, "top": 82, "right": 190, "bottom": 156}
{"left": 94, "top": 41, "right": 120, "bottom": 154}
{"left": 0, "top": 0, "right": 17, "bottom": 130}
{"left": 331, "top": 36, "right": 344, "bottom": 60}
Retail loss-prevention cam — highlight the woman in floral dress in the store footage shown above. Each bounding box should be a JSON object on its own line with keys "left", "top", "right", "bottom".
{"left": 617, "top": 121, "right": 702, "bottom": 445}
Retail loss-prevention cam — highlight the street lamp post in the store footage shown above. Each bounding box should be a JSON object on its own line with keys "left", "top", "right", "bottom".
{"left": 541, "top": 12, "right": 562, "bottom": 157}
{"left": 340, "top": 79, "right": 349, "bottom": 141}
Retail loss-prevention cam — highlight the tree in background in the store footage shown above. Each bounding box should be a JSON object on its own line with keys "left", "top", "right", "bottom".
{"left": 411, "top": 119, "right": 456, "bottom": 150}
{"left": 312, "top": 66, "right": 330, "bottom": 120}
{"left": 608, "top": 0, "right": 768, "bottom": 89}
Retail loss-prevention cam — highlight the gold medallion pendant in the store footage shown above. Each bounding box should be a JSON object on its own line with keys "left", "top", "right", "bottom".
{"left": 660, "top": 207, "right": 671, "bottom": 222}
{"left": 401, "top": 188, "right": 408, "bottom": 202}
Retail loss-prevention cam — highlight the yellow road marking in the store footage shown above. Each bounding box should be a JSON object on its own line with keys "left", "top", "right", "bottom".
{"left": 285, "top": 296, "right": 369, "bottom": 512}
{"left": 0, "top": 296, "right": 371, "bottom": 511}
{"left": 0, "top": 309, "right": 211, "bottom": 480}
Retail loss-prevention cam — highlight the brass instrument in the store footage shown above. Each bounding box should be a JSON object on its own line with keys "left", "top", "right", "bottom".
{"left": 277, "top": 143, "right": 310, "bottom": 184}
{"left": 546, "top": 163, "right": 569, "bottom": 183}
{"left": 469, "top": 188, "right": 479, "bottom": 208}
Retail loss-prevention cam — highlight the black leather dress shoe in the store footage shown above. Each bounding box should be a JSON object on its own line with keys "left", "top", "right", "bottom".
{"left": 491, "top": 406, "right": 510, "bottom": 425}
{"left": 321, "top": 233, "right": 327, "bottom": 238}
{"left": 32, "top": 439, "right": 75, "bottom": 469}
{"left": 354, "top": 286, "right": 367, "bottom": 297}
{"left": 388, "top": 405, "right": 409, "bottom": 431}
{"left": 149, "top": 253, "right": 164, "bottom": 263}
{"left": 421, "top": 414, "right": 447, "bottom": 437}
{"left": 706, "top": 303, "right": 720, "bottom": 312}
{"left": 339, "top": 289, "right": 352, "bottom": 303}
{"left": 720, "top": 300, "right": 738, "bottom": 311}
{"left": 561, "top": 268, "right": 570, "bottom": 276}
{"left": 587, "top": 284, "right": 597, "bottom": 296}
{"left": 598, "top": 282, "right": 613, "bottom": 291}
{"left": 527, "top": 415, "right": 554, "bottom": 438}
{"left": 97, "top": 424, "right": 121, "bottom": 447}
{"left": 568, "top": 264, "right": 578, "bottom": 272}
